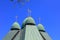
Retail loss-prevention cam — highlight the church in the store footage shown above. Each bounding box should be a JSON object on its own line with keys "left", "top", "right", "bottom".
{"left": 3, "top": 17, "right": 52, "bottom": 40}
{"left": 3, "top": 0, "right": 52, "bottom": 40}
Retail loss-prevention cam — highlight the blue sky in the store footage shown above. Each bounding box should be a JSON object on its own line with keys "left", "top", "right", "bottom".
{"left": 0, "top": 0, "right": 60, "bottom": 40}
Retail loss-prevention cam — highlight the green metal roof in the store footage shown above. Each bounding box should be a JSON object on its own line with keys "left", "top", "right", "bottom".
{"left": 11, "top": 22, "right": 20, "bottom": 30}
{"left": 3, "top": 30, "right": 20, "bottom": 40}
{"left": 24, "top": 25, "right": 43, "bottom": 40}
{"left": 37, "top": 24, "right": 45, "bottom": 31}
{"left": 22, "top": 17, "right": 36, "bottom": 28}
{"left": 40, "top": 32, "right": 52, "bottom": 40}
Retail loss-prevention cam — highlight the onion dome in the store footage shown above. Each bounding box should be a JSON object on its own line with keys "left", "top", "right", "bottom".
{"left": 22, "top": 17, "right": 36, "bottom": 28}
{"left": 11, "top": 22, "right": 20, "bottom": 30}
{"left": 37, "top": 24, "right": 45, "bottom": 32}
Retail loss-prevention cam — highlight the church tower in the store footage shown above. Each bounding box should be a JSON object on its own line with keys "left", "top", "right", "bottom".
{"left": 3, "top": 22, "right": 21, "bottom": 40}
{"left": 37, "top": 24, "right": 52, "bottom": 40}
{"left": 21, "top": 17, "right": 43, "bottom": 40}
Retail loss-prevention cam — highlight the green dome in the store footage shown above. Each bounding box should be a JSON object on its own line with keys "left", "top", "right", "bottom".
{"left": 22, "top": 17, "right": 36, "bottom": 28}
{"left": 37, "top": 24, "right": 45, "bottom": 31}
{"left": 11, "top": 22, "right": 20, "bottom": 30}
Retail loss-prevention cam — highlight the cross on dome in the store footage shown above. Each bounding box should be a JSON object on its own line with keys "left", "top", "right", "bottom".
{"left": 38, "top": 17, "right": 41, "bottom": 23}
{"left": 27, "top": 8, "right": 31, "bottom": 17}
{"left": 15, "top": 16, "right": 18, "bottom": 22}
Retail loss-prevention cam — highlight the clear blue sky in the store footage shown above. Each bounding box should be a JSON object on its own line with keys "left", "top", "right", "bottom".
{"left": 0, "top": 0, "right": 60, "bottom": 40}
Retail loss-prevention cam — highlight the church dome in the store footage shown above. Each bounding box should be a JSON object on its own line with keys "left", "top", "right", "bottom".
{"left": 11, "top": 22, "right": 20, "bottom": 30}
{"left": 22, "top": 17, "right": 36, "bottom": 28}
{"left": 37, "top": 24, "right": 45, "bottom": 31}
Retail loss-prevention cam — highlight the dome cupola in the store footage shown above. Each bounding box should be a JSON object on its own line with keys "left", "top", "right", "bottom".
{"left": 22, "top": 17, "right": 36, "bottom": 28}
{"left": 37, "top": 24, "right": 45, "bottom": 32}
{"left": 11, "top": 22, "right": 20, "bottom": 30}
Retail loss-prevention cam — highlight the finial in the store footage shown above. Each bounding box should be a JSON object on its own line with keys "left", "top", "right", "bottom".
{"left": 38, "top": 17, "right": 40, "bottom": 23}
{"left": 28, "top": 8, "right": 31, "bottom": 17}
{"left": 15, "top": 16, "right": 18, "bottom": 22}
